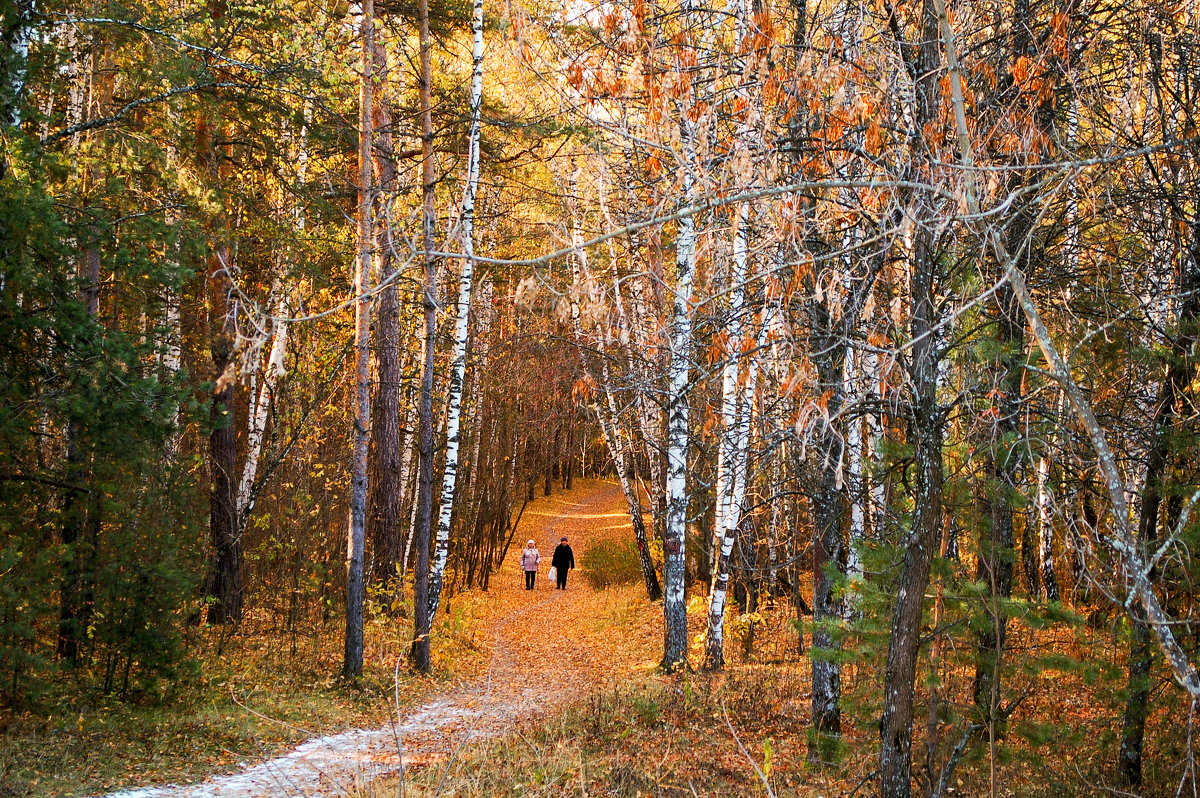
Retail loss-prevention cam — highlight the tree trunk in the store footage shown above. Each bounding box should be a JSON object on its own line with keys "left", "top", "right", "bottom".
{"left": 703, "top": 72, "right": 752, "bottom": 667}
{"left": 662, "top": 95, "right": 698, "bottom": 672}
{"left": 428, "top": 0, "right": 483, "bottom": 623}
{"left": 810, "top": 346, "right": 845, "bottom": 754}
{"left": 1118, "top": 238, "right": 1199, "bottom": 785}
{"left": 369, "top": 36, "right": 405, "bottom": 586}
{"left": 343, "top": 0, "right": 374, "bottom": 680}
{"left": 410, "top": 0, "right": 437, "bottom": 673}
{"left": 207, "top": 244, "right": 242, "bottom": 626}
{"left": 237, "top": 284, "right": 289, "bottom": 530}
{"left": 878, "top": 2, "right": 943, "bottom": 793}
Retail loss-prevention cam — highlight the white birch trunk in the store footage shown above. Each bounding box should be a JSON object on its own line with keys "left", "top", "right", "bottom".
{"left": 662, "top": 105, "right": 698, "bottom": 670}
{"left": 702, "top": 208, "right": 750, "bottom": 667}
{"left": 702, "top": 0, "right": 759, "bottom": 670}
{"left": 569, "top": 167, "right": 661, "bottom": 599}
{"left": 7, "top": 0, "right": 34, "bottom": 127}
{"left": 400, "top": 392, "right": 419, "bottom": 576}
{"left": 843, "top": 345, "right": 865, "bottom": 618}
{"left": 427, "top": 0, "right": 483, "bottom": 621}
{"left": 237, "top": 287, "right": 289, "bottom": 524}
{"left": 464, "top": 278, "right": 493, "bottom": 502}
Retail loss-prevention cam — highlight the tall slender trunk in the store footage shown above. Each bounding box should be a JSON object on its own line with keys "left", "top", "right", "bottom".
{"left": 662, "top": 122, "right": 697, "bottom": 671}
{"left": 809, "top": 327, "right": 847, "bottom": 753}
{"left": 369, "top": 37, "right": 404, "bottom": 585}
{"left": 879, "top": 5, "right": 942, "bottom": 791}
{"left": 207, "top": 243, "right": 242, "bottom": 625}
{"left": 4, "top": 0, "right": 34, "bottom": 128}
{"left": 706, "top": 300, "right": 767, "bottom": 669}
{"left": 572, "top": 168, "right": 662, "bottom": 600}
{"left": 879, "top": 225, "right": 943, "bottom": 798}
{"left": 428, "top": 0, "right": 483, "bottom": 622}
{"left": 844, "top": 346, "right": 865, "bottom": 612}
{"left": 410, "top": 0, "right": 437, "bottom": 672}
{"left": 1036, "top": 448, "right": 1059, "bottom": 601}
{"left": 343, "top": 0, "right": 374, "bottom": 680}
{"left": 703, "top": 4, "right": 754, "bottom": 663}
{"left": 1119, "top": 234, "right": 1199, "bottom": 785}
{"left": 237, "top": 284, "right": 288, "bottom": 528}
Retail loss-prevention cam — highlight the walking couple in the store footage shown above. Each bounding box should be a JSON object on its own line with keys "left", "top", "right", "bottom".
{"left": 520, "top": 537, "right": 575, "bottom": 590}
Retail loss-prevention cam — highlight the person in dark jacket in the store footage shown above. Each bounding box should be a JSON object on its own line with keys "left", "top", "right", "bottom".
{"left": 551, "top": 536, "right": 575, "bottom": 590}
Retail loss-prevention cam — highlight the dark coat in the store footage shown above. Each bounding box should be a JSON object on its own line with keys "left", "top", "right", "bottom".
{"left": 551, "top": 543, "right": 575, "bottom": 571}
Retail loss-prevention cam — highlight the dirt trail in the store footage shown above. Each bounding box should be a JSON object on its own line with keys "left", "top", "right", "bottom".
{"left": 101, "top": 479, "right": 637, "bottom": 798}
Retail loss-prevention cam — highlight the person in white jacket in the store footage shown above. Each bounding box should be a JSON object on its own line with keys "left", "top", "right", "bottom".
{"left": 520, "top": 540, "right": 541, "bottom": 590}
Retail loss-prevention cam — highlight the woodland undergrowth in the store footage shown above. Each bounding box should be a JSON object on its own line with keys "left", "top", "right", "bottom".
{"left": 0, "top": 595, "right": 489, "bottom": 797}
{"left": 361, "top": 596, "right": 1188, "bottom": 798}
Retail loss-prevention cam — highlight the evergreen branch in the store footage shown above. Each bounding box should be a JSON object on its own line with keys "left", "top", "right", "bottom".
{"left": 52, "top": 17, "right": 272, "bottom": 75}
{"left": 42, "top": 81, "right": 242, "bottom": 143}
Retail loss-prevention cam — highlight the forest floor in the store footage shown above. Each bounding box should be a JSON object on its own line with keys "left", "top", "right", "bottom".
{"left": 68, "top": 478, "right": 662, "bottom": 798}
{"left": 6, "top": 480, "right": 1183, "bottom": 797}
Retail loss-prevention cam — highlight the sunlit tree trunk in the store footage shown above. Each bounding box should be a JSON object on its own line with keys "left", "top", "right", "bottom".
{"left": 237, "top": 282, "right": 289, "bottom": 530}
{"left": 661, "top": 59, "right": 699, "bottom": 670}
{"left": 428, "top": 0, "right": 483, "bottom": 622}
{"left": 702, "top": 0, "right": 756, "bottom": 665}
{"left": 3, "top": 0, "right": 34, "bottom": 128}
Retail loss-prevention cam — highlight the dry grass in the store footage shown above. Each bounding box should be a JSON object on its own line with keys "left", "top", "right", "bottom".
{"left": 351, "top": 595, "right": 1194, "bottom": 798}
{"left": 0, "top": 593, "right": 489, "bottom": 797}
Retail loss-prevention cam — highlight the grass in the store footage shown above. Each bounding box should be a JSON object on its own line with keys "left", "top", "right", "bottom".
{"left": 357, "top": 665, "right": 816, "bottom": 797}
{"left": 581, "top": 538, "right": 646, "bottom": 591}
{"left": 350, "top": 594, "right": 1195, "bottom": 798}
{"left": 0, "top": 593, "right": 489, "bottom": 797}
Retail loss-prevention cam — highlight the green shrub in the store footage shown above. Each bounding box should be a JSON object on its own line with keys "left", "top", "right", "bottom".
{"left": 582, "top": 539, "right": 643, "bottom": 590}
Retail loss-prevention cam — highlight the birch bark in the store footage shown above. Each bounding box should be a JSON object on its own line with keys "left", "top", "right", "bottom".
{"left": 427, "top": 0, "right": 483, "bottom": 622}
{"left": 661, "top": 23, "right": 700, "bottom": 668}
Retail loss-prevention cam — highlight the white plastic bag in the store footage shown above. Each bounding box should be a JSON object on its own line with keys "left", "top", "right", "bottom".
{"left": 547, "top": 566, "right": 556, "bottom": 582}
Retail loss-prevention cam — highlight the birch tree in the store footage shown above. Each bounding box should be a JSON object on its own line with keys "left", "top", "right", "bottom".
{"left": 660, "top": 1, "right": 701, "bottom": 670}
{"left": 427, "top": 0, "right": 484, "bottom": 623}
{"left": 701, "top": 0, "right": 755, "bottom": 672}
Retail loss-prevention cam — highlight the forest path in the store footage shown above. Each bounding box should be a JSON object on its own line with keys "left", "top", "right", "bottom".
{"left": 102, "top": 478, "right": 641, "bottom": 798}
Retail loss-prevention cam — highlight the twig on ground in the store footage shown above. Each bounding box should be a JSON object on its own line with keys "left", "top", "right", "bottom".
{"left": 229, "top": 683, "right": 316, "bottom": 739}
{"left": 931, "top": 722, "right": 983, "bottom": 798}
{"left": 844, "top": 769, "right": 878, "bottom": 798}
{"left": 719, "top": 698, "right": 776, "bottom": 798}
